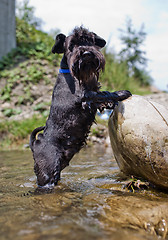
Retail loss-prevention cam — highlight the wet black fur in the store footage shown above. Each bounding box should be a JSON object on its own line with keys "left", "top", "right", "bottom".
{"left": 30, "top": 26, "right": 131, "bottom": 188}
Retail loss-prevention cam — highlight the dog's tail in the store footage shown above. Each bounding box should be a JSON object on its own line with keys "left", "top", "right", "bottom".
{"left": 29, "top": 126, "right": 45, "bottom": 151}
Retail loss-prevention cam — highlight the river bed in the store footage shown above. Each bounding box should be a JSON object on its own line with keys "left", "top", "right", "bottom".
{"left": 0, "top": 147, "right": 168, "bottom": 240}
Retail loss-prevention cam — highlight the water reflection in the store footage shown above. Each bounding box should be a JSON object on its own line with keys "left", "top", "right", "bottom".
{"left": 0, "top": 147, "right": 168, "bottom": 240}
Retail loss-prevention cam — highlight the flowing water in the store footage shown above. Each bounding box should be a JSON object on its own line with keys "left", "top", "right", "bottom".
{"left": 0, "top": 147, "right": 168, "bottom": 240}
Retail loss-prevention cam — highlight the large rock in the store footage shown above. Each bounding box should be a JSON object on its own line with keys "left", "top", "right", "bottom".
{"left": 108, "top": 95, "right": 168, "bottom": 189}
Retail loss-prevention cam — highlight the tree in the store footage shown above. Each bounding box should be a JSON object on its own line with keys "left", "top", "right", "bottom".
{"left": 16, "top": 0, "right": 42, "bottom": 29}
{"left": 119, "top": 18, "right": 152, "bottom": 86}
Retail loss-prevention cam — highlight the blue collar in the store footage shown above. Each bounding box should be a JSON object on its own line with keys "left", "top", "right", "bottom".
{"left": 59, "top": 69, "right": 70, "bottom": 74}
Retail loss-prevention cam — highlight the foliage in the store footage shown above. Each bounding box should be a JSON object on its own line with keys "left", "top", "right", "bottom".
{"left": 2, "top": 108, "right": 22, "bottom": 118}
{"left": 119, "top": 18, "right": 153, "bottom": 86}
{"left": 16, "top": 0, "right": 42, "bottom": 28}
{"left": 0, "top": 115, "right": 47, "bottom": 149}
{"left": 100, "top": 49, "right": 150, "bottom": 95}
{"left": 0, "top": 59, "right": 56, "bottom": 104}
{"left": 15, "top": 17, "right": 54, "bottom": 59}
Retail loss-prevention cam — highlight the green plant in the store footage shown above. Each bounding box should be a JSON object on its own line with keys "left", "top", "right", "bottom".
{"left": 16, "top": 0, "right": 42, "bottom": 28}
{"left": 0, "top": 115, "right": 47, "bottom": 149}
{"left": 23, "top": 85, "right": 33, "bottom": 103}
{"left": 91, "top": 128, "right": 99, "bottom": 136}
{"left": 118, "top": 18, "right": 153, "bottom": 86}
{"left": 2, "top": 108, "right": 22, "bottom": 117}
{"left": 33, "top": 103, "right": 46, "bottom": 111}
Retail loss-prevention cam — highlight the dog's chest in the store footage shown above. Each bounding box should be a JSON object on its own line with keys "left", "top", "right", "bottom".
{"left": 52, "top": 75, "right": 82, "bottom": 107}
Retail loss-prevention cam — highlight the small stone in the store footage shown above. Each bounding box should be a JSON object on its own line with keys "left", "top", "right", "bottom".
{"left": 155, "top": 219, "right": 167, "bottom": 238}
{"left": 1, "top": 102, "right": 11, "bottom": 108}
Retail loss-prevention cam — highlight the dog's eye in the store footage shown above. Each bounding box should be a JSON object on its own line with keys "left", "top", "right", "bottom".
{"left": 69, "top": 43, "right": 74, "bottom": 52}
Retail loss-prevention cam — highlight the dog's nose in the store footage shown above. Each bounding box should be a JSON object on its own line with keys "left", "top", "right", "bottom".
{"left": 83, "top": 51, "right": 92, "bottom": 57}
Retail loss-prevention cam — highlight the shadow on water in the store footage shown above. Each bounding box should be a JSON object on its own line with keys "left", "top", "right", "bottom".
{"left": 0, "top": 147, "right": 168, "bottom": 240}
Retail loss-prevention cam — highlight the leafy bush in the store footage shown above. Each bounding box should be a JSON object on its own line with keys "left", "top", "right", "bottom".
{"left": 2, "top": 108, "right": 22, "bottom": 117}
{"left": 100, "top": 49, "right": 150, "bottom": 94}
{"left": 118, "top": 18, "right": 153, "bottom": 86}
{"left": 0, "top": 115, "right": 47, "bottom": 149}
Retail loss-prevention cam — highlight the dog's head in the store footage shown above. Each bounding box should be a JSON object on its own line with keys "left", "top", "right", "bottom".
{"left": 33, "top": 147, "right": 62, "bottom": 188}
{"left": 52, "top": 26, "right": 106, "bottom": 88}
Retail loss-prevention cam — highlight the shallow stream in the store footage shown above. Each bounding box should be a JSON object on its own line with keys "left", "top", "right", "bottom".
{"left": 0, "top": 147, "right": 168, "bottom": 240}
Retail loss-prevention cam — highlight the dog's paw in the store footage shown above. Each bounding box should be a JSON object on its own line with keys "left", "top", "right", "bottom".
{"left": 97, "top": 101, "right": 118, "bottom": 112}
{"left": 82, "top": 101, "right": 92, "bottom": 111}
{"left": 113, "top": 90, "right": 132, "bottom": 101}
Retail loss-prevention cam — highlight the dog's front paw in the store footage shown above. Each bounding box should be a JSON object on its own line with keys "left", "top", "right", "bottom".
{"left": 97, "top": 101, "right": 118, "bottom": 112}
{"left": 82, "top": 101, "right": 93, "bottom": 111}
{"left": 113, "top": 90, "right": 132, "bottom": 101}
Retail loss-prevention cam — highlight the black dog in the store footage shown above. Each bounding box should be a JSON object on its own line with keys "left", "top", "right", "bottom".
{"left": 30, "top": 26, "right": 131, "bottom": 188}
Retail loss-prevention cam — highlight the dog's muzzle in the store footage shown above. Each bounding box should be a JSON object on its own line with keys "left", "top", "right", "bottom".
{"left": 71, "top": 50, "right": 103, "bottom": 80}
{"left": 79, "top": 51, "right": 99, "bottom": 69}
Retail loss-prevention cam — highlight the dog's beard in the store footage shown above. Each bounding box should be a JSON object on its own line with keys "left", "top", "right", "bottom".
{"left": 70, "top": 50, "right": 105, "bottom": 90}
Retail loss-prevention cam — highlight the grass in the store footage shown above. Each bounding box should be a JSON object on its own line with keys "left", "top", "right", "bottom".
{"left": 100, "top": 50, "right": 151, "bottom": 95}
{"left": 0, "top": 115, "right": 47, "bottom": 150}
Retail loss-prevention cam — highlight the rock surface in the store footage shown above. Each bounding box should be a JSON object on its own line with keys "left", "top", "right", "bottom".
{"left": 145, "top": 93, "right": 168, "bottom": 110}
{"left": 108, "top": 95, "right": 168, "bottom": 189}
{"left": 103, "top": 194, "right": 168, "bottom": 239}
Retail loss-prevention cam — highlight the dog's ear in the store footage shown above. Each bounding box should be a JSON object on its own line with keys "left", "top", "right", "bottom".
{"left": 93, "top": 33, "right": 106, "bottom": 48}
{"left": 52, "top": 33, "right": 66, "bottom": 54}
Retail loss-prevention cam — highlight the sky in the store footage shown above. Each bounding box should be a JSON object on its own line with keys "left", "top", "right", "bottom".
{"left": 19, "top": 0, "right": 168, "bottom": 91}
